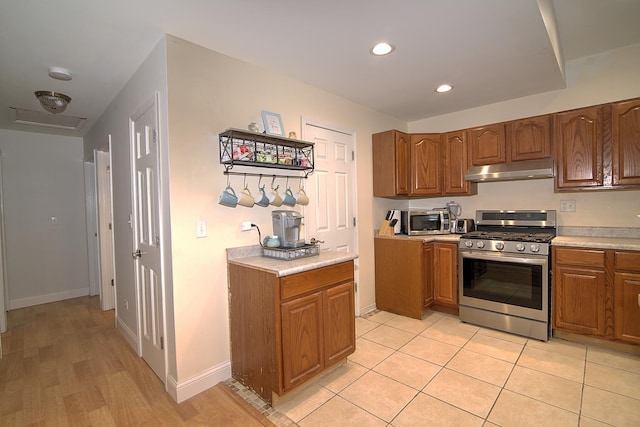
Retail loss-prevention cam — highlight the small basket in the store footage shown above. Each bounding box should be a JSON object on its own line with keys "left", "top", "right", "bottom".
{"left": 262, "top": 244, "right": 320, "bottom": 261}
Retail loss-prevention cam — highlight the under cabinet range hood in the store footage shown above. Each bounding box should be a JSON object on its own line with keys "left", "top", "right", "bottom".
{"left": 465, "top": 158, "right": 554, "bottom": 182}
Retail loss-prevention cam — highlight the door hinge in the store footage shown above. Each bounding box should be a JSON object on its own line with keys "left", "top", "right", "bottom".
{"left": 354, "top": 282, "right": 358, "bottom": 292}
{"left": 352, "top": 151, "right": 355, "bottom": 161}
{"left": 160, "top": 336, "right": 164, "bottom": 350}
{"left": 353, "top": 217, "right": 356, "bottom": 227}
{"left": 152, "top": 129, "right": 157, "bottom": 144}
{"left": 156, "top": 234, "right": 160, "bottom": 246}
{"left": 111, "top": 279, "right": 114, "bottom": 287}
{"left": 108, "top": 223, "right": 112, "bottom": 230}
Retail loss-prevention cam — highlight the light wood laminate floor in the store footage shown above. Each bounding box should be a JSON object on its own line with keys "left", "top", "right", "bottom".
{"left": 0, "top": 296, "right": 274, "bottom": 426}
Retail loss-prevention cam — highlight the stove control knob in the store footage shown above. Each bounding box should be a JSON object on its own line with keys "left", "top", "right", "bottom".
{"left": 516, "top": 243, "right": 525, "bottom": 252}
{"left": 495, "top": 242, "right": 505, "bottom": 251}
{"left": 477, "top": 241, "right": 485, "bottom": 249}
{"left": 464, "top": 240, "right": 473, "bottom": 248}
{"left": 530, "top": 244, "right": 540, "bottom": 253}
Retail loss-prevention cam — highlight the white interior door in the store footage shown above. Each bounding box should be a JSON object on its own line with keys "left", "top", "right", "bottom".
{"left": 302, "top": 118, "right": 359, "bottom": 313}
{"left": 131, "top": 94, "right": 166, "bottom": 382}
{"left": 0, "top": 153, "right": 7, "bottom": 334}
{"left": 95, "top": 148, "right": 115, "bottom": 310}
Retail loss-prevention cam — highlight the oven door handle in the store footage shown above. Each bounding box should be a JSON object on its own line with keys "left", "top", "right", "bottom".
{"left": 460, "top": 251, "right": 548, "bottom": 266}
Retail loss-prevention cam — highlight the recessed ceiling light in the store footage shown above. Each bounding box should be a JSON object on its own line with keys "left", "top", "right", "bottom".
{"left": 436, "top": 84, "right": 453, "bottom": 93}
{"left": 371, "top": 42, "right": 395, "bottom": 56}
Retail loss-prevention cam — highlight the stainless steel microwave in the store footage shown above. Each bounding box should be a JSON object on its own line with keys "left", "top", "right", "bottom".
{"left": 401, "top": 210, "right": 450, "bottom": 235}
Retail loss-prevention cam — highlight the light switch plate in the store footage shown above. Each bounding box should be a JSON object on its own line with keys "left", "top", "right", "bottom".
{"left": 196, "top": 220, "right": 207, "bottom": 238}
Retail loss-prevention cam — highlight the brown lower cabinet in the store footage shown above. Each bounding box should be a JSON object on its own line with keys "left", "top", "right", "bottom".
{"left": 553, "top": 246, "right": 640, "bottom": 345}
{"left": 228, "top": 260, "right": 355, "bottom": 403}
{"left": 374, "top": 237, "right": 458, "bottom": 319}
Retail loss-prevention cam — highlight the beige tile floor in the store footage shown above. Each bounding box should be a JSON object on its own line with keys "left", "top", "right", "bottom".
{"left": 271, "top": 310, "right": 640, "bottom": 427}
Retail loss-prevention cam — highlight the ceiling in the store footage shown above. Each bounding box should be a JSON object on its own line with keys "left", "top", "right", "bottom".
{"left": 2, "top": 0, "right": 640, "bottom": 137}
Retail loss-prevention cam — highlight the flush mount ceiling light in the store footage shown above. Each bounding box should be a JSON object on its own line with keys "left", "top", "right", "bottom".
{"left": 435, "top": 84, "right": 454, "bottom": 93}
{"left": 48, "top": 67, "right": 72, "bottom": 81}
{"left": 371, "top": 42, "right": 395, "bottom": 56}
{"left": 34, "top": 90, "right": 71, "bottom": 114}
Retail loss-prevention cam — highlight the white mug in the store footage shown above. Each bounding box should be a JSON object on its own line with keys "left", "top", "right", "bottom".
{"left": 296, "top": 188, "right": 309, "bottom": 206}
{"left": 238, "top": 187, "right": 254, "bottom": 208}
{"left": 268, "top": 187, "right": 283, "bottom": 207}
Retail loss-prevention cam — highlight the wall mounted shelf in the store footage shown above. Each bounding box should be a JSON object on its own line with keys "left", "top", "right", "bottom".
{"left": 219, "top": 128, "right": 314, "bottom": 175}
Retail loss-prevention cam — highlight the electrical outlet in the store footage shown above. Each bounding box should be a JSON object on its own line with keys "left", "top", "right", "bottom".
{"left": 560, "top": 200, "right": 576, "bottom": 212}
{"left": 241, "top": 221, "right": 253, "bottom": 231}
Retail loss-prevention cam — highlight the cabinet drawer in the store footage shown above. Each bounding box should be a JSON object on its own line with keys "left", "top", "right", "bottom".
{"left": 554, "top": 247, "right": 606, "bottom": 268}
{"left": 615, "top": 251, "right": 640, "bottom": 272}
{"left": 281, "top": 261, "right": 354, "bottom": 300}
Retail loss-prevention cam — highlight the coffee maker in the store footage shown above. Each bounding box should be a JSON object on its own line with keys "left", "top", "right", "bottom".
{"left": 272, "top": 210, "right": 305, "bottom": 248}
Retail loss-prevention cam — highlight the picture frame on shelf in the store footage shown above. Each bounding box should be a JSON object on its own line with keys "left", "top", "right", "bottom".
{"left": 261, "top": 111, "right": 285, "bottom": 137}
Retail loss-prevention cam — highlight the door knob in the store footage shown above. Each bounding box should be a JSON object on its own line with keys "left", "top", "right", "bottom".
{"left": 132, "top": 249, "right": 143, "bottom": 259}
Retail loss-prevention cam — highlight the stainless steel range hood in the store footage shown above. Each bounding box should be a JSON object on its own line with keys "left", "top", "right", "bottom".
{"left": 465, "top": 158, "right": 554, "bottom": 182}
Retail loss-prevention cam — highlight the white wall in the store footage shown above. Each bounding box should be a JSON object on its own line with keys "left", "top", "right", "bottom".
{"left": 0, "top": 129, "right": 89, "bottom": 308}
{"left": 164, "top": 35, "right": 404, "bottom": 388}
{"left": 404, "top": 42, "right": 640, "bottom": 227}
{"left": 83, "top": 37, "right": 171, "bottom": 358}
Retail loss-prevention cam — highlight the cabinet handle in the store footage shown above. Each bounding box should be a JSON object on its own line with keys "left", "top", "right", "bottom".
{"left": 638, "top": 294, "right": 640, "bottom": 308}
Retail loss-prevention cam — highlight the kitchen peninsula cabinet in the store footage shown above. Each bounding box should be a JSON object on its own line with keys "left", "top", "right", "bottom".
{"left": 228, "top": 260, "right": 355, "bottom": 403}
{"left": 374, "top": 237, "right": 458, "bottom": 319}
{"left": 553, "top": 246, "right": 640, "bottom": 346}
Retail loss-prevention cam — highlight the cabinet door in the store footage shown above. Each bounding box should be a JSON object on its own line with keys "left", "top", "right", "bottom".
{"left": 410, "top": 133, "right": 442, "bottom": 195}
{"left": 324, "top": 282, "right": 356, "bottom": 366}
{"left": 553, "top": 265, "right": 606, "bottom": 336}
{"left": 614, "top": 272, "right": 640, "bottom": 344}
{"left": 423, "top": 244, "right": 434, "bottom": 307}
{"left": 281, "top": 292, "right": 324, "bottom": 391}
{"left": 508, "top": 115, "right": 552, "bottom": 161}
{"left": 554, "top": 106, "right": 604, "bottom": 190}
{"left": 374, "top": 237, "right": 425, "bottom": 319}
{"left": 612, "top": 98, "right": 640, "bottom": 186}
{"left": 372, "top": 130, "right": 409, "bottom": 197}
{"left": 469, "top": 123, "right": 506, "bottom": 165}
{"left": 443, "top": 130, "right": 476, "bottom": 195}
{"left": 433, "top": 243, "right": 458, "bottom": 307}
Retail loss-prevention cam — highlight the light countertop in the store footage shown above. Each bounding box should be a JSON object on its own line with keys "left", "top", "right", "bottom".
{"left": 552, "top": 236, "right": 640, "bottom": 251}
{"left": 227, "top": 245, "right": 357, "bottom": 277}
{"left": 375, "top": 233, "right": 461, "bottom": 243}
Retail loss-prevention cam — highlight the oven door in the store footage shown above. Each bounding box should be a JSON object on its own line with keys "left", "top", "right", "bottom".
{"left": 459, "top": 250, "right": 549, "bottom": 322}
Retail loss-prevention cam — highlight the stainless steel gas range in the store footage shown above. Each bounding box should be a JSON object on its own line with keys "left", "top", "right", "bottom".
{"left": 458, "top": 210, "right": 556, "bottom": 341}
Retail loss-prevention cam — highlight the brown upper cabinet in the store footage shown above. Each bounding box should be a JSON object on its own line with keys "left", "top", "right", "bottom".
{"left": 507, "top": 115, "right": 553, "bottom": 161}
{"left": 554, "top": 106, "right": 604, "bottom": 190}
{"left": 469, "top": 123, "right": 507, "bottom": 165}
{"left": 612, "top": 98, "right": 640, "bottom": 186}
{"left": 373, "top": 130, "right": 476, "bottom": 198}
{"left": 469, "top": 115, "right": 552, "bottom": 166}
{"left": 372, "top": 130, "right": 410, "bottom": 197}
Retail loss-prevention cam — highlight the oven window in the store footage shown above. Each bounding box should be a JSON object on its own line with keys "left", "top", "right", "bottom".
{"left": 462, "top": 258, "right": 543, "bottom": 310}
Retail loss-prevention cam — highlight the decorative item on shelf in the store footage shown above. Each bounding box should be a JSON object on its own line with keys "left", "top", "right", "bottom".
{"left": 288, "top": 131, "right": 297, "bottom": 139}
{"left": 261, "top": 111, "right": 285, "bottom": 136}
{"left": 248, "top": 122, "right": 259, "bottom": 133}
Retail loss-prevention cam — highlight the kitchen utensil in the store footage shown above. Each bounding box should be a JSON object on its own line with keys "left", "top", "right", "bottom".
{"left": 238, "top": 186, "right": 254, "bottom": 207}
{"left": 283, "top": 188, "right": 296, "bottom": 206}
{"left": 218, "top": 186, "right": 238, "bottom": 207}
{"left": 389, "top": 218, "right": 398, "bottom": 228}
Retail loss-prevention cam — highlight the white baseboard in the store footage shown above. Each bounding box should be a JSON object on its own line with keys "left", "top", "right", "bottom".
{"left": 360, "top": 302, "right": 377, "bottom": 316}
{"left": 116, "top": 317, "right": 139, "bottom": 353}
{"left": 9, "top": 287, "right": 90, "bottom": 309}
{"left": 167, "top": 361, "right": 232, "bottom": 403}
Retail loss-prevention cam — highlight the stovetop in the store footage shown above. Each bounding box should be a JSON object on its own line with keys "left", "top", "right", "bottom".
{"left": 461, "top": 230, "right": 555, "bottom": 243}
